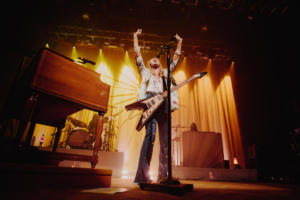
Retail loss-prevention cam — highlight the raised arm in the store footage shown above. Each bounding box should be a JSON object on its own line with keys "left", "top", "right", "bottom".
{"left": 133, "top": 29, "right": 142, "bottom": 55}
{"left": 170, "top": 34, "right": 183, "bottom": 71}
{"left": 133, "top": 28, "right": 147, "bottom": 75}
{"left": 173, "top": 34, "right": 182, "bottom": 61}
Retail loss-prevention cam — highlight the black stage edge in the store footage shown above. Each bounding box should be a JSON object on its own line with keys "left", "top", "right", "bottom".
{"left": 139, "top": 181, "right": 194, "bottom": 196}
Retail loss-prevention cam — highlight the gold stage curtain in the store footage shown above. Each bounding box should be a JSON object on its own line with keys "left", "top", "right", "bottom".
{"left": 172, "top": 58, "right": 245, "bottom": 169}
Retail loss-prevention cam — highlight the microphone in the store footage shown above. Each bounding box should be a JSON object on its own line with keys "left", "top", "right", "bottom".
{"left": 157, "top": 47, "right": 164, "bottom": 58}
{"left": 166, "top": 37, "right": 176, "bottom": 46}
{"left": 156, "top": 37, "right": 177, "bottom": 58}
{"left": 77, "top": 57, "right": 96, "bottom": 65}
{"left": 170, "top": 37, "right": 176, "bottom": 42}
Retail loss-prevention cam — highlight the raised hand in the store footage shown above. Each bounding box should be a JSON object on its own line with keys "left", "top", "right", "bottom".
{"left": 174, "top": 34, "right": 182, "bottom": 42}
{"left": 133, "top": 29, "right": 142, "bottom": 53}
{"left": 134, "top": 29, "right": 142, "bottom": 36}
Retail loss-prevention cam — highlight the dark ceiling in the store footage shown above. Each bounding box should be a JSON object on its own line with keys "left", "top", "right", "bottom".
{"left": 5, "top": 0, "right": 289, "bottom": 59}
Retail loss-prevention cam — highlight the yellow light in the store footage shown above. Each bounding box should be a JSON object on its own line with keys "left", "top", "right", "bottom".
{"left": 124, "top": 51, "right": 130, "bottom": 64}
{"left": 95, "top": 62, "right": 113, "bottom": 85}
{"left": 121, "top": 169, "right": 131, "bottom": 179}
{"left": 234, "top": 157, "right": 238, "bottom": 164}
{"left": 117, "top": 51, "right": 140, "bottom": 89}
{"left": 71, "top": 46, "right": 78, "bottom": 60}
{"left": 119, "top": 65, "right": 139, "bottom": 86}
{"left": 45, "top": 43, "right": 49, "bottom": 48}
{"left": 173, "top": 70, "right": 186, "bottom": 82}
{"left": 97, "top": 49, "right": 104, "bottom": 60}
{"left": 149, "top": 171, "right": 157, "bottom": 181}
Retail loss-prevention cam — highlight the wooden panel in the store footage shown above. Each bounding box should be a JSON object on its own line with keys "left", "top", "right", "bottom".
{"left": 0, "top": 162, "right": 112, "bottom": 188}
{"left": 34, "top": 93, "right": 84, "bottom": 127}
{"left": 182, "top": 131, "right": 224, "bottom": 168}
{"left": 32, "top": 48, "right": 110, "bottom": 112}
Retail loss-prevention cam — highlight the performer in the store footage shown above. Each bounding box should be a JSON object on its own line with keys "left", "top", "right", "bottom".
{"left": 133, "top": 28, "right": 183, "bottom": 183}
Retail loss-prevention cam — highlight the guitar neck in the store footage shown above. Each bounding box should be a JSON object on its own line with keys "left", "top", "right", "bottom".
{"left": 162, "top": 75, "right": 198, "bottom": 98}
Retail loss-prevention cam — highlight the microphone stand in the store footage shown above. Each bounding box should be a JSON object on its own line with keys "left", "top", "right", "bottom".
{"left": 166, "top": 45, "right": 176, "bottom": 184}
{"left": 157, "top": 42, "right": 180, "bottom": 184}
{"left": 156, "top": 43, "right": 175, "bottom": 183}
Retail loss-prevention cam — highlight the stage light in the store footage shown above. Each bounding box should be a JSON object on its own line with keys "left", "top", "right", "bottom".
{"left": 108, "top": 45, "right": 118, "bottom": 49}
{"left": 201, "top": 26, "right": 208, "bottom": 31}
{"left": 209, "top": 170, "right": 214, "bottom": 179}
{"left": 234, "top": 157, "right": 241, "bottom": 169}
{"left": 234, "top": 157, "right": 238, "bottom": 165}
{"left": 71, "top": 46, "right": 79, "bottom": 61}
{"left": 149, "top": 171, "right": 157, "bottom": 181}
{"left": 122, "top": 169, "right": 128, "bottom": 175}
{"left": 82, "top": 13, "right": 90, "bottom": 21}
{"left": 121, "top": 169, "right": 130, "bottom": 179}
{"left": 195, "top": 51, "right": 209, "bottom": 60}
{"left": 96, "top": 62, "right": 113, "bottom": 85}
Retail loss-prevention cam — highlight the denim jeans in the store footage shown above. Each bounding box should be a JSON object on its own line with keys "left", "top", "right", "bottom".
{"left": 134, "top": 93, "right": 168, "bottom": 183}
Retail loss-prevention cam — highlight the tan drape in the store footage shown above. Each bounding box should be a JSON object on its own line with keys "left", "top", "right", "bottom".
{"left": 172, "top": 57, "right": 245, "bottom": 168}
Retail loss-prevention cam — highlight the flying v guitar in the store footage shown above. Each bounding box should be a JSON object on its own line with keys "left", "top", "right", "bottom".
{"left": 125, "top": 72, "right": 207, "bottom": 131}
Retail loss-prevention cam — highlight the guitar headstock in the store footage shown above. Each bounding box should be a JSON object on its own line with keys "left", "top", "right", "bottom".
{"left": 194, "top": 72, "right": 207, "bottom": 78}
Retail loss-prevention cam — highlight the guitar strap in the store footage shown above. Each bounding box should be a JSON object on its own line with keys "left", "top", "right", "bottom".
{"left": 162, "top": 76, "right": 167, "bottom": 91}
{"left": 161, "top": 76, "right": 168, "bottom": 114}
{"left": 162, "top": 75, "right": 177, "bottom": 90}
{"left": 162, "top": 75, "right": 179, "bottom": 112}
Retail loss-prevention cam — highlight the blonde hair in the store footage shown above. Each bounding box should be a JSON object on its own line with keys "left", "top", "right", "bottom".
{"left": 148, "top": 57, "right": 164, "bottom": 77}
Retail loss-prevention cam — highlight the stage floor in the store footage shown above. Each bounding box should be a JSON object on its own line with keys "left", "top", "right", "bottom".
{"left": 2, "top": 177, "right": 299, "bottom": 200}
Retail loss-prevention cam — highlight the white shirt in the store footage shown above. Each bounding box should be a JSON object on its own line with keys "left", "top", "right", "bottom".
{"left": 135, "top": 53, "right": 180, "bottom": 110}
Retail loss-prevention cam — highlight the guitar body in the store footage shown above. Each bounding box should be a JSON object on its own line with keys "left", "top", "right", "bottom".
{"left": 125, "top": 72, "right": 207, "bottom": 131}
{"left": 125, "top": 94, "right": 165, "bottom": 131}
